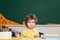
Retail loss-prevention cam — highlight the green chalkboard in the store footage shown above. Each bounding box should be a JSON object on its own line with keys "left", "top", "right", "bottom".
{"left": 0, "top": 0, "right": 60, "bottom": 24}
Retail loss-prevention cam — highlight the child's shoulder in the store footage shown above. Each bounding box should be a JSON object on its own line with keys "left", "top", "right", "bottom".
{"left": 34, "top": 28, "right": 38, "bottom": 30}
{"left": 34, "top": 28, "right": 38, "bottom": 32}
{"left": 21, "top": 28, "right": 27, "bottom": 32}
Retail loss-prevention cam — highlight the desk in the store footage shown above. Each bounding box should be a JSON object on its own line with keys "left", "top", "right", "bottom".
{"left": 21, "top": 37, "right": 43, "bottom": 40}
{"left": 0, "top": 37, "right": 43, "bottom": 40}
{"left": 0, "top": 38, "right": 21, "bottom": 40}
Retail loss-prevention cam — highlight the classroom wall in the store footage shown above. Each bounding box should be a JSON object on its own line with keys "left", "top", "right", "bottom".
{"left": 8, "top": 25, "right": 60, "bottom": 35}
{"left": 0, "top": 0, "right": 60, "bottom": 24}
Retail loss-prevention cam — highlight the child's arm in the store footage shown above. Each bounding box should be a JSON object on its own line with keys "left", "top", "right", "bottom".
{"left": 34, "top": 29, "right": 39, "bottom": 38}
{"left": 34, "top": 34, "right": 39, "bottom": 38}
{"left": 21, "top": 30, "right": 27, "bottom": 38}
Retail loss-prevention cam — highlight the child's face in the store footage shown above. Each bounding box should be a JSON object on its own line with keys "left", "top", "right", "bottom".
{"left": 27, "top": 19, "right": 35, "bottom": 29}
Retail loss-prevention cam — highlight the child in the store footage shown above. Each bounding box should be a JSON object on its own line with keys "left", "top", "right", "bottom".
{"left": 21, "top": 14, "right": 39, "bottom": 38}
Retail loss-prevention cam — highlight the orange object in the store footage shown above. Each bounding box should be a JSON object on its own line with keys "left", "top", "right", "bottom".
{"left": 0, "top": 13, "right": 21, "bottom": 25}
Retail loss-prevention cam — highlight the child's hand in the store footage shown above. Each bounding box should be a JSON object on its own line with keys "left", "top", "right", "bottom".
{"left": 34, "top": 34, "right": 39, "bottom": 38}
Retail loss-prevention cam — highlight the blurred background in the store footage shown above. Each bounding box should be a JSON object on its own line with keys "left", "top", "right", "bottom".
{"left": 0, "top": 0, "right": 60, "bottom": 40}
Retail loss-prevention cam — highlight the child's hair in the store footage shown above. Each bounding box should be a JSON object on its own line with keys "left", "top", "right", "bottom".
{"left": 24, "top": 13, "right": 37, "bottom": 26}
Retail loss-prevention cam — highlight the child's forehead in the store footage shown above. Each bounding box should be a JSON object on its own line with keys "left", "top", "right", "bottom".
{"left": 28, "top": 19, "right": 35, "bottom": 22}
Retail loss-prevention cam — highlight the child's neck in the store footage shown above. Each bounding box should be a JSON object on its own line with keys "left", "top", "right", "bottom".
{"left": 27, "top": 27, "right": 34, "bottom": 30}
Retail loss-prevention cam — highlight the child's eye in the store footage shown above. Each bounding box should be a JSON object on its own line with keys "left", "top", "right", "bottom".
{"left": 32, "top": 22, "right": 35, "bottom": 23}
{"left": 28, "top": 22, "right": 31, "bottom": 23}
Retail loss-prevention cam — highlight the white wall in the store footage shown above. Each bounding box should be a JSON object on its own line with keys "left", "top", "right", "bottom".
{"left": 8, "top": 25, "right": 60, "bottom": 38}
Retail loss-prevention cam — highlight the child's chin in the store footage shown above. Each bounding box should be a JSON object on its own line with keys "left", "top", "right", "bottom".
{"left": 29, "top": 27, "right": 34, "bottom": 29}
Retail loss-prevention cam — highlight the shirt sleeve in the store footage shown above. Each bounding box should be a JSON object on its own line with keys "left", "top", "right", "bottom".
{"left": 34, "top": 29, "right": 39, "bottom": 35}
{"left": 21, "top": 30, "right": 27, "bottom": 37}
